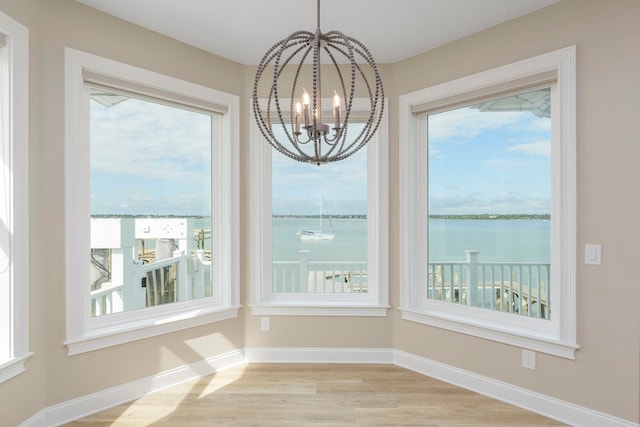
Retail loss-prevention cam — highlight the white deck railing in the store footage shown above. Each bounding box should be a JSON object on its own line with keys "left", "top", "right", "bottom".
{"left": 90, "top": 218, "right": 212, "bottom": 316}
{"left": 271, "top": 250, "right": 550, "bottom": 320}
{"left": 273, "top": 250, "right": 367, "bottom": 293}
{"left": 428, "top": 250, "right": 550, "bottom": 319}
{"left": 91, "top": 252, "right": 212, "bottom": 316}
{"left": 91, "top": 282, "right": 124, "bottom": 317}
{"left": 138, "top": 251, "right": 186, "bottom": 307}
{"left": 91, "top": 219, "right": 549, "bottom": 320}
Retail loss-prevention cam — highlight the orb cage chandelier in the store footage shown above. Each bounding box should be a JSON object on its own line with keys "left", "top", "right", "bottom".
{"left": 252, "top": 0, "right": 384, "bottom": 165}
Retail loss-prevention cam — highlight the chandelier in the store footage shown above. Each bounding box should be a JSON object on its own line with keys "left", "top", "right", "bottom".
{"left": 252, "top": 0, "right": 384, "bottom": 165}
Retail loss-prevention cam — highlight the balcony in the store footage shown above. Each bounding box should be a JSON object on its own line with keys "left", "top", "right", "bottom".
{"left": 271, "top": 249, "right": 549, "bottom": 319}
{"left": 91, "top": 219, "right": 549, "bottom": 320}
{"left": 90, "top": 217, "right": 212, "bottom": 316}
{"left": 428, "top": 251, "right": 550, "bottom": 319}
{"left": 273, "top": 250, "right": 368, "bottom": 293}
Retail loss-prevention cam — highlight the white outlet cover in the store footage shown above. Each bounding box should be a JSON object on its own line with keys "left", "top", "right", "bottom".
{"left": 522, "top": 349, "right": 536, "bottom": 370}
{"left": 260, "top": 317, "right": 270, "bottom": 331}
{"left": 584, "top": 244, "right": 602, "bottom": 265}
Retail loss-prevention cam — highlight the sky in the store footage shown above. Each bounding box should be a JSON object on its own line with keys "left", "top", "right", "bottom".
{"left": 90, "top": 95, "right": 212, "bottom": 216}
{"left": 428, "top": 103, "right": 551, "bottom": 215}
{"left": 90, "top": 91, "right": 550, "bottom": 217}
{"left": 271, "top": 124, "right": 368, "bottom": 216}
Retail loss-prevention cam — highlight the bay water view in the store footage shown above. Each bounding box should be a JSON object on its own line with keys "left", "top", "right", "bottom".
{"left": 97, "top": 215, "right": 550, "bottom": 264}
{"left": 270, "top": 216, "right": 550, "bottom": 264}
{"left": 89, "top": 214, "right": 551, "bottom": 317}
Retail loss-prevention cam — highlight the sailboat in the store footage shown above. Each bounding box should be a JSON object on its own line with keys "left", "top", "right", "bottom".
{"left": 297, "top": 195, "right": 335, "bottom": 241}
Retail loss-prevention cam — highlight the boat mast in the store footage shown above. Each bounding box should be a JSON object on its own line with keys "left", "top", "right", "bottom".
{"left": 320, "top": 195, "right": 323, "bottom": 233}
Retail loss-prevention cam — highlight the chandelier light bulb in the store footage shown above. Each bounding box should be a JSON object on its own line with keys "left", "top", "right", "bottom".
{"left": 333, "top": 91, "right": 341, "bottom": 109}
{"left": 302, "top": 89, "right": 310, "bottom": 107}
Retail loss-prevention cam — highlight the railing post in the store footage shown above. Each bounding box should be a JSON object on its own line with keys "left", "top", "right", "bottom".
{"left": 298, "top": 250, "right": 310, "bottom": 292}
{"left": 114, "top": 245, "right": 131, "bottom": 312}
{"left": 193, "top": 249, "right": 205, "bottom": 298}
{"left": 466, "top": 250, "right": 480, "bottom": 307}
{"left": 175, "top": 250, "right": 190, "bottom": 301}
{"left": 130, "top": 260, "right": 145, "bottom": 310}
{"left": 109, "top": 218, "right": 143, "bottom": 311}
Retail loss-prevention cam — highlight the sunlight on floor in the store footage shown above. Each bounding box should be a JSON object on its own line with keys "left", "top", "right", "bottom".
{"left": 108, "top": 363, "right": 249, "bottom": 424}
{"left": 196, "top": 363, "right": 248, "bottom": 400}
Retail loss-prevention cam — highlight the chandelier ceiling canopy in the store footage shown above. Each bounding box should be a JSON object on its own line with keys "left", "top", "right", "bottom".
{"left": 252, "top": 0, "right": 385, "bottom": 165}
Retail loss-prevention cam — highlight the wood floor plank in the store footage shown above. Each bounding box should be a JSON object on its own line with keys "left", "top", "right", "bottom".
{"left": 64, "top": 363, "right": 566, "bottom": 426}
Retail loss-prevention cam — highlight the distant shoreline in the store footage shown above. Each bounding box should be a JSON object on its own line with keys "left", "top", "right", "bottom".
{"left": 92, "top": 214, "right": 210, "bottom": 218}
{"left": 273, "top": 214, "right": 550, "bottom": 220}
{"left": 273, "top": 214, "right": 367, "bottom": 219}
{"left": 428, "top": 214, "right": 550, "bottom": 220}
{"left": 92, "top": 214, "right": 550, "bottom": 220}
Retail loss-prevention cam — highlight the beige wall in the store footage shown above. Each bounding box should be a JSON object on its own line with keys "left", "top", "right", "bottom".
{"left": 0, "top": 1, "right": 247, "bottom": 425}
{"left": 0, "top": 2, "right": 46, "bottom": 425}
{"left": 0, "top": 0, "right": 638, "bottom": 425}
{"left": 390, "top": 0, "right": 640, "bottom": 422}
{"left": 38, "top": 0, "right": 246, "bottom": 409}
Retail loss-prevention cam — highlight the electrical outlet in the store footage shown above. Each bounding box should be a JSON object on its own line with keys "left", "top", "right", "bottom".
{"left": 260, "top": 317, "right": 270, "bottom": 331}
{"left": 522, "top": 349, "right": 536, "bottom": 370}
{"left": 585, "top": 243, "right": 602, "bottom": 265}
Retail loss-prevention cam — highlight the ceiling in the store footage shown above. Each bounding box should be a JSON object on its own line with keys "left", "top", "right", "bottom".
{"left": 75, "top": 0, "right": 560, "bottom": 65}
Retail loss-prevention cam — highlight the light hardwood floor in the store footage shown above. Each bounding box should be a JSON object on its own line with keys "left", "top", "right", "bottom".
{"left": 65, "top": 363, "right": 566, "bottom": 426}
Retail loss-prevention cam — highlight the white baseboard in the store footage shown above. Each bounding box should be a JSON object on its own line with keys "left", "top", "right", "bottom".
{"left": 393, "top": 350, "right": 638, "bottom": 427}
{"left": 20, "top": 347, "right": 638, "bottom": 427}
{"left": 21, "top": 349, "right": 245, "bottom": 427}
{"left": 245, "top": 346, "right": 394, "bottom": 364}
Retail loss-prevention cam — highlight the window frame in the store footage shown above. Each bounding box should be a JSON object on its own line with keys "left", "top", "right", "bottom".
{"left": 399, "top": 46, "right": 578, "bottom": 359}
{"left": 250, "top": 98, "right": 389, "bottom": 316}
{"left": 64, "top": 48, "right": 240, "bottom": 355}
{"left": 0, "top": 11, "right": 30, "bottom": 383}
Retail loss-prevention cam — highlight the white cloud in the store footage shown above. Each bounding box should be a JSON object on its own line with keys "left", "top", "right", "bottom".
{"left": 426, "top": 103, "right": 551, "bottom": 215}
{"left": 270, "top": 125, "right": 368, "bottom": 215}
{"left": 90, "top": 97, "right": 214, "bottom": 214}
{"left": 528, "top": 117, "right": 551, "bottom": 132}
{"left": 428, "top": 107, "right": 527, "bottom": 142}
{"left": 483, "top": 156, "right": 545, "bottom": 172}
{"left": 430, "top": 193, "right": 550, "bottom": 215}
{"left": 507, "top": 140, "right": 550, "bottom": 156}
{"left": 90, "top": 98, "right": 212, "bottom": 184}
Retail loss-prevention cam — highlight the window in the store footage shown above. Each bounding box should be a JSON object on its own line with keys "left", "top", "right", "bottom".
{"left": 399, "top": 46, "right": 577, "bottom": 358}
{"left": 250, "top": 99, "right": 388, "bottom": 315}
{"left": 65, "top": 49, "right": 240, "bottom": 354}
{"left": 427, "top": 87, "right": 552, "bottom": 317}
{"left": 88, "top": 86, "right": 214, "bottom": 315}
{"left": 0, "top": 11, "right": 30, "bottom": 383}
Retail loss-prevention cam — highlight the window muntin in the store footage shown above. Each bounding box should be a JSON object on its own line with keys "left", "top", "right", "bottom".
{"left": 89, "top": 87, "right": 214, "bottom": 316}
{"left": 399, "top": 47, "right": 577, "bottom": 358}
{"left": 0, "top": 11, "right": 30, "bottom": 383}
{"left": 65, "top": 49, "right": 239, "bottom": 354}
{"left": 426, "top": 88, "right": 552, "bottom": 320}
{"left": 250, "top": 99, "right": 388, "bottom": 315}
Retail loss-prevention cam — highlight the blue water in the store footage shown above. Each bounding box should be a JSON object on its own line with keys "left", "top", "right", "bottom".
{"left": 272, "top": 217, "right": 367, "bottom": 262}
{"left": 192, "top": 216, "right": 550, "bottom": 263}
{"left": 271, "top": 218, "right": 550, "bottom": 263}
{"left": 428, "top": 219, "right": 550, "bottom": 263}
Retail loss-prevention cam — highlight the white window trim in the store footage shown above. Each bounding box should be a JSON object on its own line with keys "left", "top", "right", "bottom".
{"left": 0, "top": 11, "right": 31, "bottom": 384}
{"left": 399, "top": 46, "right": 578, "bottom": 359}
{"left": 64, "top": 48, "right": 240, "bottom": 355}
{"left": 250, "top": 98, "right": 389, "bottom": 316}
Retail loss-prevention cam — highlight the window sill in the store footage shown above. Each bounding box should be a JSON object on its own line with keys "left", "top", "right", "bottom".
{"left": 0, "top": 352, "right": 33, "bottom": 384}
{"left": 251, "top": 304, "right": 390, "bottom": 317}
{"left": 65, "top": 305, "right": 241, "bottom": 356}
{"left": 400, "top": 307, "right": 578, "bottom": 359}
